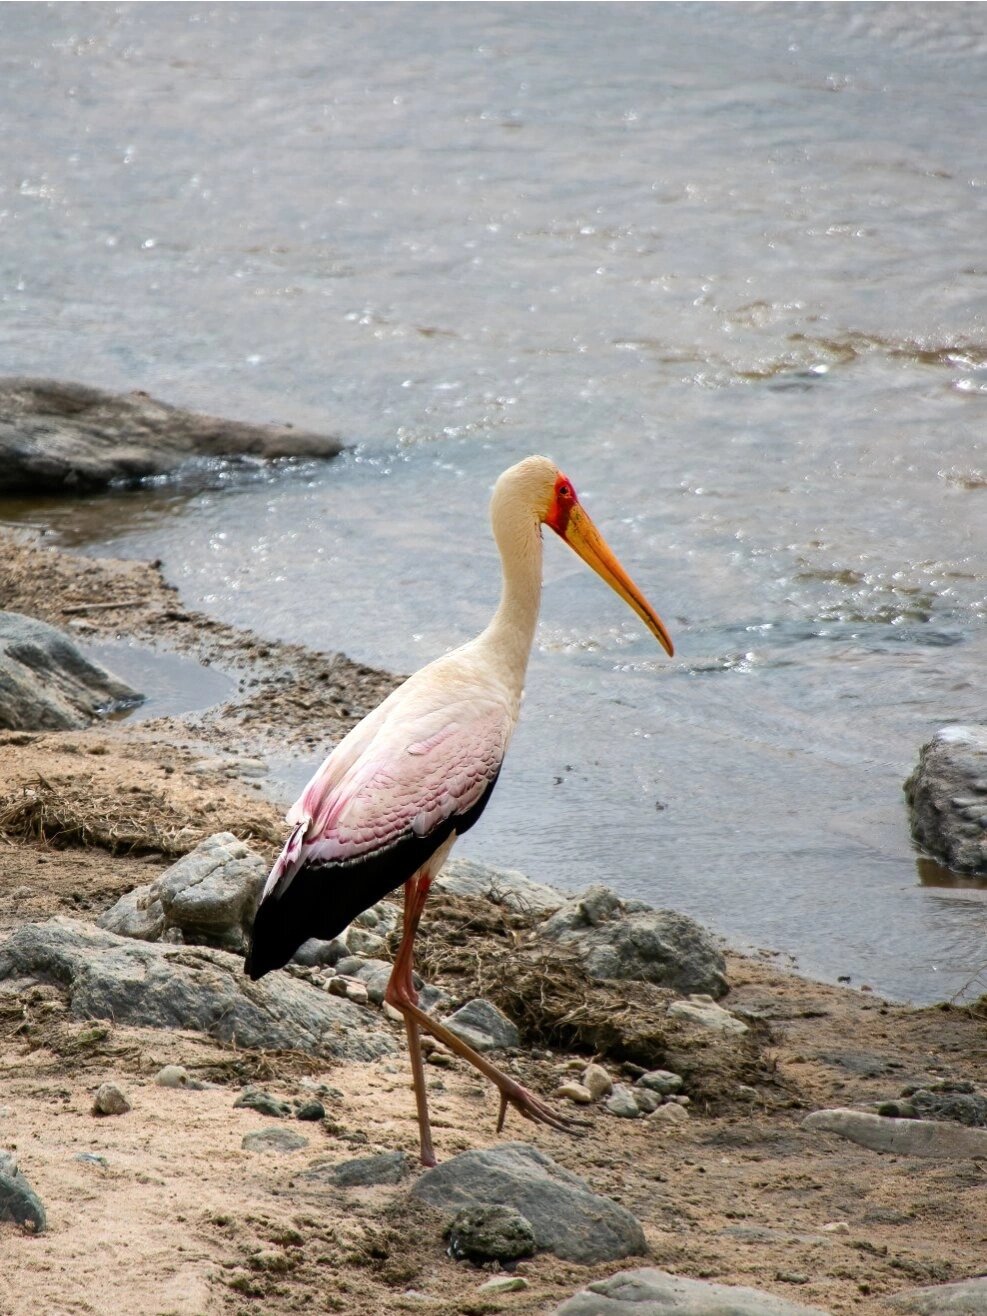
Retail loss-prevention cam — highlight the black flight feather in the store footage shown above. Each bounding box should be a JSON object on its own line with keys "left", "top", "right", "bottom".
{"left": 244, "top": 770, "right": 499, "bottom": 981}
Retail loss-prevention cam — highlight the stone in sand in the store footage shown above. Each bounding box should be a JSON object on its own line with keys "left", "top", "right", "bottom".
{"left": 888, "top": 1276, "right": 987, "bottom": 1313}
{"left": 242, "top": 1127, "right": 309, "bottom": 1154}
{"left": 0, "top": 1151, "right": 46, "bottom": 1234}
{"left": 802, "top": 1108, "right": 987, "bottom": 1158}
{"left": 92, "top": 1082, "right": 131, "bottom": 1116}
{"left": 410, "top": 1142, "right": 646, "bottom": 1264}
{"left": 0, "top": 376, "right": 343, "bottom": 494}
{"left": 300, "top": 1150, "right": 411, "bottom": 1188}
{"left": 446, "top": 1203, "right": 537, "bottom": 1263}
{"left": 0, "top": 611, "right": 142, "bottom": 732}
{"left": 553, "top": 1267, "right": 834, "bottom": 1315}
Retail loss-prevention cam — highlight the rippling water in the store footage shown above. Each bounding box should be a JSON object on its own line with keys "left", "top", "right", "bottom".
{"left": 2, "top": 4, "right": 985, "bottom": 1001}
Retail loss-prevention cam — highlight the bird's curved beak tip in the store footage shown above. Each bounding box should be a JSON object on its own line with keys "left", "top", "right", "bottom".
{"left": 559, "top": 504, "right": 675, "bottom": 659}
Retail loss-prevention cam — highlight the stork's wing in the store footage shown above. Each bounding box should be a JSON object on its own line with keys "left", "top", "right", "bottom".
{"left": 245, "top": 694, "right": 511, "bottom": 979}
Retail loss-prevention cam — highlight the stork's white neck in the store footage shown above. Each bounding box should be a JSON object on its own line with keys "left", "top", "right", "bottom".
{"left": 477, "top": 492, "right": 544, "bottom": 694}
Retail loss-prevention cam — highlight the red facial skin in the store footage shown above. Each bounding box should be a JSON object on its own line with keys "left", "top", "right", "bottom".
{"left": 544, "top": 472, "right": 578, "bottom": 536}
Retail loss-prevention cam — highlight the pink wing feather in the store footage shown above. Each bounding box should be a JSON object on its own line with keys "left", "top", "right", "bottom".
{"left": 260, "top": 696, "right": 510, "bottom": 903}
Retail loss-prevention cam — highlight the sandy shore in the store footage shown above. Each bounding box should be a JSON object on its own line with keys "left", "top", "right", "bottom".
{"left": 1, "top": 526, "right": 984, "bottom": 1316}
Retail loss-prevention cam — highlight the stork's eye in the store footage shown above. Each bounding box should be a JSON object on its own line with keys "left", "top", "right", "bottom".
{"left": 558, "top": 483, "right": 571, "bottom": 498}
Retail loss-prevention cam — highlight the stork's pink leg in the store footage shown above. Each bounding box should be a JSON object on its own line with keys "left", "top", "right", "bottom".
{"left": 384, "top": 876, "right": 579, "bottom": 1161}
{"left": 387, "top": 872, "right": 437, "bottom": 1167}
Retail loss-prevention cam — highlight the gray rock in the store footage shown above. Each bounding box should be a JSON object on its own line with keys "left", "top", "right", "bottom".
{"left": 888, "top": 1277, "right": 987, "bottom": 1313}
{"left": 605, "top": 1084, "right": 642, "bottom": 1119}
{"left": 667, "top": 995, "right": 748, "bottom": 1035}
{"left": 909, "top": 1088, "right": 987, "bottom": 1127}
{"left": 242, "top": 1126, "right": 309, "bottom": 1154}
{"left": 0, "top": 611, "right": 142, "bottom": 732}
{"left": 636, "top": 1069, "right": 684, "bottom": 1095}
{"left": 92, "top": 1082, "right": 130, "bottom": 1116}
{"left": 97, "top": 832, "right": 266, "bottom": 954}
{"left": 295, "top": 1100, "right": 326, "bottom": 1122}
{"left": 0, "top": 917, "right": 397, "bottom": 1061}
{"left": 301, "top": 1150, "right": 411, "bottom": 1188}
{"left": 441, "top": 998, "right": 520, "bottom": 1052}
{"left": 437, "top": 857, "right": 566, "bottom": 915}
{"left": 410, "top": 1142, "right": 646, "bottom": 1264}
{"left": 234, "top": 1087, "right": 292, "bottom": 1118}
{"left": 904, "top": 726, "right": 987, "bottom": 875}
{"left": 803, "top": 1108, "right": 987, "bottom": 1158}
{"left": 537, "top": 886, "right": 728, "bottom": 999}
{"left": 0, "top": 376, "right": 343, "bottom": 494}
{"left": 446, "top": 1204, "right": 537, "bottom": 1263}
{"left": 291, "top": 937, "right": 349, "bottom": 968}
{"left": 0, "top": 1151, "right": 46, "bottom": 1233}
{"left": 554, "top": 1267, "right": 833, "bottom": 1315}
{"left": 153, "top": 1065, "right": 200, "bottom": 1090}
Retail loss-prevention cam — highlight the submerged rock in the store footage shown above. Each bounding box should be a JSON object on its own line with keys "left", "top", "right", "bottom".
{"left": 904, "top": 726, "right": 987, "bottom": 875}
{"left": 0, "top": 917, "right": 397, "bottom": 1061}
{"left": 537, "top": 885, "right": 729, "bottom": 998}
{"left": 554, "top": 1267, "right": 833, "bottom": 1315}
{"left": 0, "top": 611, "right": 141, "bottom": 731}
{"left": 97, "top": 832, "right": 266, "bottom": 953}
{"left": 0, "top": 376, "right": 343, "bottom": 494}
{"left": 410, "top": 1142, "right": 646, "bottom": 1264}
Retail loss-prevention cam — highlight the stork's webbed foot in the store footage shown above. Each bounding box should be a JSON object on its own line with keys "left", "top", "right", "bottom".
{"left": 494, "top": 1079, "right": 588, "bottom": 1136}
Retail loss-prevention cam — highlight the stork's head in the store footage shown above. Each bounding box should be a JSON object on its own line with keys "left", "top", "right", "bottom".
{"left": 493, "top": 454, "right": 674, "bottom": 657}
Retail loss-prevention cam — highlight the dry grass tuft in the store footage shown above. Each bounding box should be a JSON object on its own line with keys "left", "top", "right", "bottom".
{"left": 0, "top": 774, "right": 278, "bottom": 857}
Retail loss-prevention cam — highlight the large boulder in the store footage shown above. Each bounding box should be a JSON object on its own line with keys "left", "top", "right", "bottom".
{"left": 410, "top": 1142, "right": 646, "bottom": 1264}
{"left": 97, "top": 832, "right": 266, "bottom": 953}
{"left": 904, "top": 727, "right": 987, "bottom": 875}
{"left": 0, "top": 917, "right": 396, "bottom": 1060}
{"left": 554, "top": 1268, "right": 833, "bottom": 1315}
{"left": 0, "top": 611, "right": 141, "bottom": 731}
{"left": 536, "top": 886, "right": 728, "bottom": 999}
{"left": 0, "top": 377, "right": 343, "bottom": 494}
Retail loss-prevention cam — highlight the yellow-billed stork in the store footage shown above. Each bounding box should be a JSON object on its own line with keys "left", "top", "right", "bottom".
{"left": 245, "top": 455, "right": 674, "bottom": 1165}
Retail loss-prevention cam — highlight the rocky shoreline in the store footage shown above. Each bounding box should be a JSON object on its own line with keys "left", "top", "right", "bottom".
{"left": 1, "top": 524, "right": 986, "bottom": 1316}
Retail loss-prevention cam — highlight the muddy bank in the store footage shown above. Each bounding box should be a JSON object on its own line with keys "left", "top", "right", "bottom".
{"left": 1, "top": 527, "right": 986, "bottom": 1316}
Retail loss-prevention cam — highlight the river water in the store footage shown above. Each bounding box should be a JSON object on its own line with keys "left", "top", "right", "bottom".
{"left": 2, "top": 3, "right": 985, "bottom": 1001}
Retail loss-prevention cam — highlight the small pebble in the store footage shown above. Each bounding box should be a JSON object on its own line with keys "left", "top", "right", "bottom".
{"left": 233, "top": 1088, "right": 292, "bottom": 1118}
{"left": 478, "top": 1276, "right": 529, "bottom": 1293}
{"left": 582, "top": 1062, "right": 613, "bottom": 1100}
{"left": 154, "top": 1065, "right": 192, "bottom": 1089}
{"left": 344, "top": 981, "right": 370, "bottom": 1006}
{"left": 92, "top": 1083, "right": 131, "bottom": 1117}
{"left": 633, "top": 1089, "right": 663, "bottom": 1115}
{"left": 636, "top": 1069, "right": 684, "bottom": 1095}
{"left": 296, "top": 1100, "right": 326, "bottom": 1122}
{"left": 556, "top": 1082, "right": 593, "bottom": 1105}
{"left": 649, "top": 1101, "right": 689, "bottom": 1125}
{"left": 605, "top": 1084, "right": 641, "bottom": 1119}
{"left": 821, "top": 1220, "right": 851, "bottom": 1233}
{"left": 75, "top": 1153, "right": 108, "bottom": 1168}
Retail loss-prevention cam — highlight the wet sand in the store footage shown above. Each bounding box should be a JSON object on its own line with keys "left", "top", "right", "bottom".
{"left": 1, "top": 526, "right": 985, "bottom": 1316}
